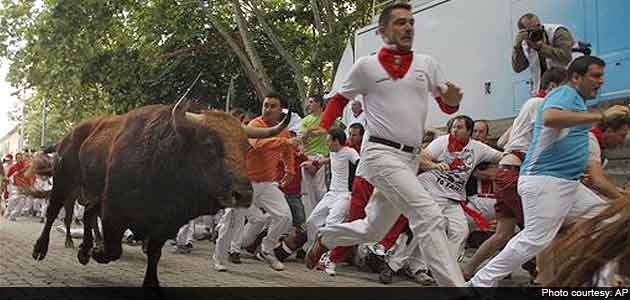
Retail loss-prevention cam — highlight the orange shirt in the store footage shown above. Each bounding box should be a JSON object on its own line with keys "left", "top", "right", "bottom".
{"left": 246, "top": 117, "right": 295, "bottom": 182}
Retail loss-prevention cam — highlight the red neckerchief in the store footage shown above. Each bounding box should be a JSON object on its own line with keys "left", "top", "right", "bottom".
{"left": 590, "top": 127, "right": 606, "bottom": 150}
{"left": 378, "top": 47, "right": 413, "bottom": 79}
{"left": 346, "top": 141, "right": 361, "bottom": 154}
{"left": 536, "top": 90, "right": 547, "bottom": 98}
{"left": 447, "top": 134, "right": 469, "bottom": 153}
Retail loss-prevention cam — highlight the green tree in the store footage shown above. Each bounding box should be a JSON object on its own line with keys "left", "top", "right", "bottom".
{"left": 1, "top": 0, "right": 373, "bottom": 141}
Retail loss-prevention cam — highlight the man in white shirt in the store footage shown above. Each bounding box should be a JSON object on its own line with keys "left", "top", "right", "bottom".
{"left": 582, "top": 118, "right": 629, "bottom": 199}
{"left": 306, "top": 128, "right": 360, "bottom": 250}
{"left": 305, "top": 3, "right": 466, "bottom": 286}
{"left": 417, "top": 115, "right": 503, "bottom": 262}
{"left": 343, "top": 100, "right": 366, "bottom": 135}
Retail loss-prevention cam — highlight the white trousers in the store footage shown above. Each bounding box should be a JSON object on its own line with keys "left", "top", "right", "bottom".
{"left": 176, "top": 219, "right": 195, "bottom": 246}
{"left": 306, "top": 191, "right": 350, "bottom": 238}
{"left": 403, "top": 196, "right": 469, "bottom": 271}
{"left": 32, "top": 198, "right": 43, "bottom": 217}
{"left": 6, "top": 191, "right": 28, "bottom": 219}
{"left": 23, "top": 196, "right": 33, "bottom": 214}
{"left": 302, "top": 154, "right": 327, "bottom": 210}
{"left": 319, "top": 142, "right": 465, "bottom": 286}
{"left": 240, "top": 182, "right": 292, "bottom": 253}
{"left": 470, "top": 175, "right": 607, "bottom": 287}
{"left": 466, "top": 196, "right": 497, "bottom": 232}
{"left": 213, "top": 207, "right": 246, "bottom": 263}
{"left": 435, "top": 196, "right": 469, "bottom": 262}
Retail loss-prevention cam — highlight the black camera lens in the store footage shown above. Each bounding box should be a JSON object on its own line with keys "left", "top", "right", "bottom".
{"left": 527, "top": 29, "right": 544, "bottom": 42}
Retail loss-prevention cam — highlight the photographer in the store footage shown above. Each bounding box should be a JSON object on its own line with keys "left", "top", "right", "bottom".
{"left": 512, "top": 13, "right": 575, "bottom": 95}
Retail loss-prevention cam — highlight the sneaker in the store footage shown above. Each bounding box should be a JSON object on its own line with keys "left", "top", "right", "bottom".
{"left": 184, "top": 243, "right": 193, "bottom": 249}
{"left": 528, "top": 279, "right": 541, "bottom": 287}
{"left": 404, "top": 269, "right": 436, "bottom": 286}
{"left": 369, "top": 243, "right": 386, "bottom": 256}
{"left": 324, "top": 260, "right": 336, "bottom": 276}
{"left": 305, "top": 236, "right": 328, "bottom": 269}
{"left": 175, "top": 245, "right": 191, "bottom": 254}
{"left": 295, "top": 249, "right": 306, "bottom": 260}
{"left": 260, "top": 251, "right": 285, "bottom": 271}
{"left": 229, "top": 252, "right": 242, "bottom": 264}
{"left": 255, "top": 250, "right": 265, "bottom": 261}
{"left": 317, "top": 251, "right": 331, "bottom": 271}
{"left": 213, "top": 262, "right": 227, "bottom": 272}
{"left": 379, "top": 264, "right": 394, "bottom": 284}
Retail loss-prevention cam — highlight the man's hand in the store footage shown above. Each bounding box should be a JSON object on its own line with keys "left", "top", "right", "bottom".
{"left": 280, "top": 174, "right": 293, "bottom": 187}
{"left": 441, "top": 81, "right": 463, "bottom": 107}
{"left": 580, "top": 174, "right": 592, "bottom": 187}
{"left": 526, "top": 39, "right": 544, "bottom": 50}
{"left": 301, "top": 161, "right": 319, "bottom": 175}
{"left": 603, "top": 105, "right": 630, "bottom": 121}
{"left": 433, "top": 162, "right": 450, "bottom": 172}
{"left": 287, "top": 137, "right": 302, "bottom": 147}
{"left": 514, "top": 30, "right": 528, "bottom": 48}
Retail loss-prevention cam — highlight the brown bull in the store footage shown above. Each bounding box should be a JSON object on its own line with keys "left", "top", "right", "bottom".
{"left": 33, "top": 100, "right": 289, "bottom": 287}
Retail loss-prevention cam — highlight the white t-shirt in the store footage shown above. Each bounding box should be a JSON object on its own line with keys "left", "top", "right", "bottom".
{"left": 344, "top": 112, "right": 366, "bottom": 132}
{"left": 504, "top": 97, "right": 545, "bottom": 153}
{"left": 329, "top": 146, "right": 360, "bottom": 192}
{"left": 417, "top": 135, "right": 502, "bottom": 201}
{"left": 587, "top": 132, "right": 602, "bottom": 164}
{"left": 338, "top": 52, "right": 447, "bottom": 147}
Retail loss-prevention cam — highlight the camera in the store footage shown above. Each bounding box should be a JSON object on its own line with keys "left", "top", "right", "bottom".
{"left": 527, "top": 28, "right": 545, "bottom": 43}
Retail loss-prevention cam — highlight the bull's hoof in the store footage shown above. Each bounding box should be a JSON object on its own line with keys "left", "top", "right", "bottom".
{"left": 65, "top": 238, "right": 74, "bottom": 249}
{"left": 90, "top": 248, "right": 110, "bottom": 264}
{"left": 142, "top": 285, "right": 163, "bottom": 300}
{"left": 77, "top": 248, "right": 90, "bottom": 265}
{"left": 142, "top": 279, "right": 160, "bottom": 288}
{"left": 32, "top": 238, "right": 49, "bottom": 261}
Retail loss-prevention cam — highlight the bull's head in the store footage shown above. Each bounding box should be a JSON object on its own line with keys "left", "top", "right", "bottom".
{"left": 171, "top": 99, "right": 290, "bottom": 209}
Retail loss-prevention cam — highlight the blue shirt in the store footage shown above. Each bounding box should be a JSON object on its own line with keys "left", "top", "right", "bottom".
{"left": 521, "top": 85, "right": 591, "bottom": 180}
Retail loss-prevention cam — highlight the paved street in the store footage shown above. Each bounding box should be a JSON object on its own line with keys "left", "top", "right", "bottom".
{"left": 0, "top": 215, "right": 528, "bottom": 287}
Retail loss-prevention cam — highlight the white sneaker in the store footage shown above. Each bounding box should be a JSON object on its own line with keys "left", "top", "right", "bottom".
{"left": 214, "top": 262, "right": 227, "bottom": 272}
{"left": 261, "top": 251, "right": 284, "bottom": 271}
{"left": 324, "top": 260, "right": 336, "bottom": 276}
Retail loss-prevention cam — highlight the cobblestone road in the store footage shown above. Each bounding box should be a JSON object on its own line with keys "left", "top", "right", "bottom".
{"left": 0, "top": 215, "right": 528, "bottom": 287}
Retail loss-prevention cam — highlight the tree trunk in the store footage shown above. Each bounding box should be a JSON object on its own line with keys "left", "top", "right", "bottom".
{"left": 310, "top": 0, "right": 324, "bottom": 35}
{"left": 206, "top": 12, "right": 266, "bottom": 102}
{"left": 228, "top": 0, "right": 274, "bottom": 94}
{"left": 320, "top": 0, "right": 336, "bottom": 34}
{"left": 247, "top": 0, "right": 306, "bottom": 103}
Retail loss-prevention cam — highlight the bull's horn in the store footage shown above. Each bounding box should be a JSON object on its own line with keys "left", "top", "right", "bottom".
{"left": 171, "top": 72, "right": 203, "bottom": 132}
{"left": 242, "top": 110, "right": 292, "bottom": 138}
{"left": 185, "top": 112, "right": 204, "bottom": 124}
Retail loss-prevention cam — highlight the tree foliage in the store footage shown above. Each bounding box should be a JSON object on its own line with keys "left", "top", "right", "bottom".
{"left": 0, "top": 0, "right": 372, "bottom": 146}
